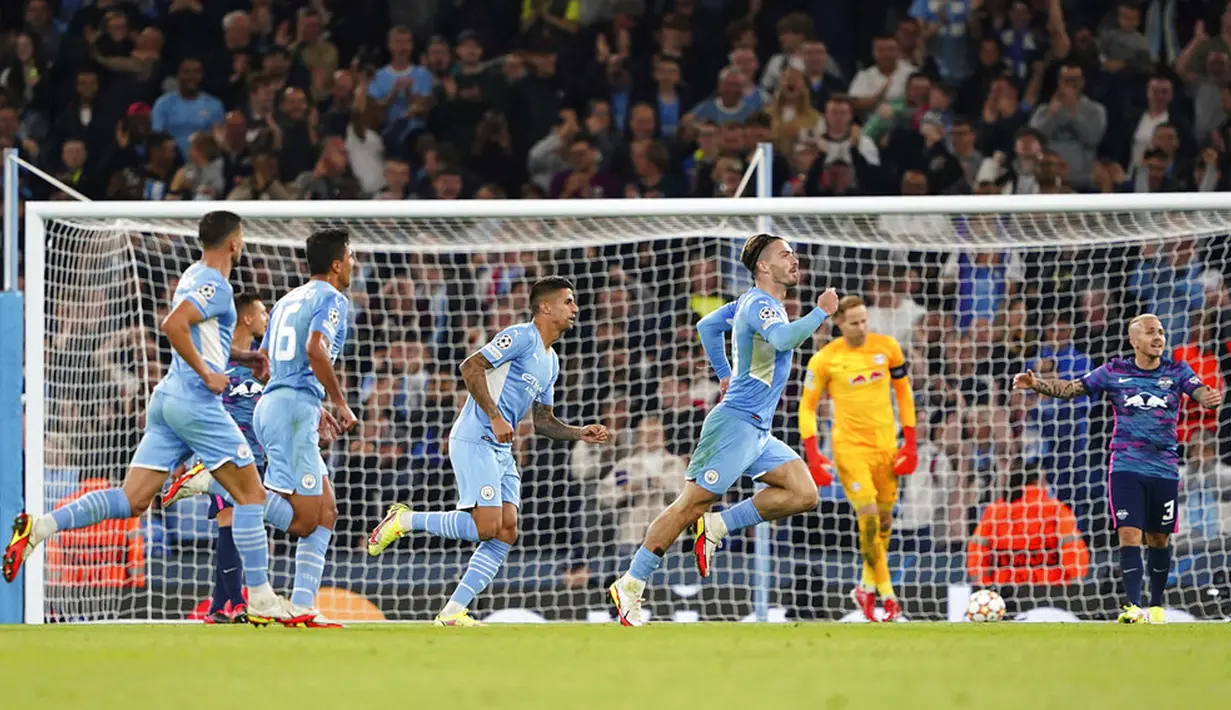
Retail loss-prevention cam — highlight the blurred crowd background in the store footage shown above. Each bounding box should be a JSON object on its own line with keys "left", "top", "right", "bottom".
{"left": 8, "top": 0, "right": 1231, "bottom": 598}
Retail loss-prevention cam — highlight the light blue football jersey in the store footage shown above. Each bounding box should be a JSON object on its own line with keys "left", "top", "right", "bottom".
{"left": 451, "top": 323, "right": 559, "bottom": 449}
{"left": 156, "top": 262, "right": 236, "bottom": 402}
{"left": 261, "top": 279, "right": 350, "bottom": 400}
{"left": 715, "top": 287, "right": 799, "bottom": 430}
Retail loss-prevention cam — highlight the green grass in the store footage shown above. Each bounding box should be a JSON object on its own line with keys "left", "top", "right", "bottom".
{"left": 1, "top": 623, "right": 1229, "bottom": 709}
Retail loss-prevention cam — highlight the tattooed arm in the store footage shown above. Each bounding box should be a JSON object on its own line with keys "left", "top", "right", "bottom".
{"left": 1012, "top": 369, "right": 1088, "bottom": 400}
{"left": 532, "top": 403, "right": 611, "bottom": 443}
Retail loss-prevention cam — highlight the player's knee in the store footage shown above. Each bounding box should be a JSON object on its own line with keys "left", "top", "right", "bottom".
{"left": 216, "top": 507, "right": 233, "bottom": 526}
{"left": 878, "top": 512, "right": 893, "bottom": 533}
{"left": 474, "top": 514, "right": 502, "bottom": 541}
{"left": 319, "top": 502, "right": 338, "bottom": 531}
{"left": 795, "top": 484, "right": 820, "bottom": 512}
{"left": 1145, "top": 532, "right": 1169, "bottom": 548}
{"left": 1118, "top": 527, "right": 1143, "bottom": 547}
{"left": 497, "top": 522, "right": 518, "bottom": 545}
{"left": 126, "top": 491, "right": 153, "bottom": 517}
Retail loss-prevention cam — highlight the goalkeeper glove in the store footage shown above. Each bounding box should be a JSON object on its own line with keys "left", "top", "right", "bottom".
{"left": 802, "top": 437, "right": 834, "bottom": 487}
{"left": 893, "top": 426, "right": 918, "bottom": 476}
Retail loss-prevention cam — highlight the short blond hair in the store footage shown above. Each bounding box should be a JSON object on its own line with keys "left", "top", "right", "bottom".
{"left": 1128, "top": 313, "right": 1160, "bottom": 333}
{"left": 835, "top": 295, "right": 865, "bottom": 319}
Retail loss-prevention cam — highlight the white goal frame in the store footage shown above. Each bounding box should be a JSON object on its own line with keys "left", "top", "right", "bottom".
{"left": 21, "top": 191, "right": 1231, "bottom": 624}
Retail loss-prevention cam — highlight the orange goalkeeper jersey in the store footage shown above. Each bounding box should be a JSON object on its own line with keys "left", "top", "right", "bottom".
{"left": 799, "top": 333, "right": 915, "bottom": 451}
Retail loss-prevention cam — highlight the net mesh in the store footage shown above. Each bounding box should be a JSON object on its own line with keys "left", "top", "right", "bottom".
{"left": 34, "top": 208, "right": 1231, "bottom": 623}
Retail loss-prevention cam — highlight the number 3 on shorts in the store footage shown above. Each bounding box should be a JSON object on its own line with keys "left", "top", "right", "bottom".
{"left": 1161, "top": 499, "right": 1175, "bottom": 524}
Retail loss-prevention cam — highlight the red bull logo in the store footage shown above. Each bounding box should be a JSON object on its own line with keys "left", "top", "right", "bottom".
{"left": 849, "top": 374, "right": 868, "bottom": 385}
{"left": 869, "top": 371, "right": 884, "bottom": 382}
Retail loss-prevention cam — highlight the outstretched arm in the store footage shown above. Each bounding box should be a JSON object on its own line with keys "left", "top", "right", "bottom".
{"left": 1193, "top": 385, "right": 1223, "bottom": 411}
{"left": 532, "top": 403, "right": 609, "bottom": 443}
{"left": 1012, "top": 369, "right": 1088, "bottom": 400}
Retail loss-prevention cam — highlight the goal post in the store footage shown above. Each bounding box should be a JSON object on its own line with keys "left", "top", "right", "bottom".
{"left": 20, "top": 192, "right": 1231, "bottom": 624}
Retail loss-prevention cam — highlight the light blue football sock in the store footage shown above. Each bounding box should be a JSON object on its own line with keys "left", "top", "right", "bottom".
{"left": 448, "top": 539, "right": 512, "bottom": 609}
{"left": 290, "top": 526, "right": 332, "bottom": 608}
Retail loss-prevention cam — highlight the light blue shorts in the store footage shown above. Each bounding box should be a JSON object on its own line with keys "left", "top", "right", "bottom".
{"left": 685, "top": 409, "right": 799, "bottom": 495}
{"left": 254, "top": 388, "right": 329, "bottom": 497}
{"left": 131, "top": 389, "right": 256, "bottom": 473}
{"left": 449, "top": 437, "right": 520, "bottom": 509}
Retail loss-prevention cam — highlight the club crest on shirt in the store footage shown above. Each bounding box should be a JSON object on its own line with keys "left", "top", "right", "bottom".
{"left": 1158, "top": 377, "right": 1172, "bottom": 390}
{"left": 196, "top": 283, "right": 216, "bottom": 301}
{"left": 1116, "top": 508, "right": 1128, "bottom": 520}
{"left": 480, "top": 485, "right": 496, "bottom": 501}
{"left": 237, "top": 443, "right": 252, "bottom": 460}
{"left": 1189, "top": 375, "right": 1203, "bottom": 385}
{"left": 703, "top": 469, "right": 720, "bottom": 485}
{"left": 301, "top": 473, "right": 317, "bottom": 490}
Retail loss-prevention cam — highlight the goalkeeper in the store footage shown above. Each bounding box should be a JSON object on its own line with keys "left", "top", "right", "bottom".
{"left": 798, "top": 295, "right": 917, "bottom": 622}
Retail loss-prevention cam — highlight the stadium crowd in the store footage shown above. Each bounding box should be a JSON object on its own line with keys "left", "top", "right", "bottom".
{"left": 7, "top": 0, "right": 1231, "bottom": 591}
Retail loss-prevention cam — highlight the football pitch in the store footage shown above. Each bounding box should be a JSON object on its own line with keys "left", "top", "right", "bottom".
{"left": 1, "top": 623, "right": 1228, "bottom": 708}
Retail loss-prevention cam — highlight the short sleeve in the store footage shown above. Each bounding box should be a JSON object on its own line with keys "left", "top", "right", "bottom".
{"left": 309, "top": 291, "right": 348, "bottom": 344}
{"left": 539, "top": 355, "right": 559, "bottom": 406}
{"left": 887, "top": 337, "right": 907, "bottom": 377}
{"left": 367, "top": 69, "right": 393, "bottom": 101}
{"left": 184, "top": 272, "right": 231, "bottom": 320}
{"left": 479, "top": 325, "right": 533, "bottom": 368}
{"left": 746, "top": 296, "right": 787, "bottom": 339}
{"left": 802, "top": 351, "right": 828, "bottom": 398}
{"left": 412, "top": 67, "right": 433, "bottom": 97}
{"left": 1081, "top": 363, "right": 1109, "bottom": 397}
{"left": 1177, "top": 361, "right": 1205, "bottom": 397}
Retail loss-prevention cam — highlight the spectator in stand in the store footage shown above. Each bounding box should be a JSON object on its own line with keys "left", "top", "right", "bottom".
{"left": 168, "top": 131, "right": 225, "bottom": 201}
{"left": 1029, "top": 62, "right": 1106, "bottom": 188}
{"left": 107, "top": 131, "right": 177, "bottom": 200}
{"left": 865, "top": 267, "right": 928, "bottom": 348}
{"left": 849, "top": 35, "right": 918, "bottom": 116}
{"left": 809, "top": 96, "right": 881, "bottom": 193}
{"left": 687, "top": 67, "right": 759, "bottom": 128}
{"left": 549, "top": 133, "right": 620, "bottom": 198}
{"left": 768, "top": 66, "right": 823, "bottom": 155}
{"left": 291, "top": 7, "right": 339, "bottom": 104}
{"left": 227, "top": 149, "right": 297, "bottom": 201}
{"left": 761, "top": 12, "right": 814, "bottom": 95}
{"left": 372, "top": 159, "right": 411, "bottom": 200}
{"left": 625, "top": 140, "right": 684, "bottom": 198}
{"left": 368, "top": 26, "right": 434, "bottom": 142}
{"left": 274, "top": 86, "right": 320, "bottom": 183}
{"left": 800, "top": 40, "right": 847, "bottom": 111}
{"left": 152, "top": 57, "right": 225, "bottom": 158}
{"left": 910, "top": 0, "right": 977, "bottom": 86}
{"left": 967, "top": 463, "right": 1090, "bottom": 586}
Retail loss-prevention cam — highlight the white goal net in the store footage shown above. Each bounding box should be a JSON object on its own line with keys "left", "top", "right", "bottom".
{"left": 23, "top": 197, "right": 1231, "bottom": 623}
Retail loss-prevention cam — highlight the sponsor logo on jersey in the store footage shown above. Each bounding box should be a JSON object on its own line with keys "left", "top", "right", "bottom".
{"left": 1124, "top": 393, "right": 1168, "bottom": 409}
{"left": 479, "top": 485, "right": 496, "bottom": 501}
{"left": 228, "top": 380, "right": 264, "bottom": 398}
{"left": 521, "top": 372, "right": 545, "bottom": 400}
{"left": 1158, "top": 377, "right": 1172, "bottom": 390}
{"left": 849, "top": 374, "right": 868, "bottom": 385}
{"left": 868, "top": 371, "right": 884, "bottom": 382}
{"left": 703, "top": 469, "right": 720, "bottom": 485}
